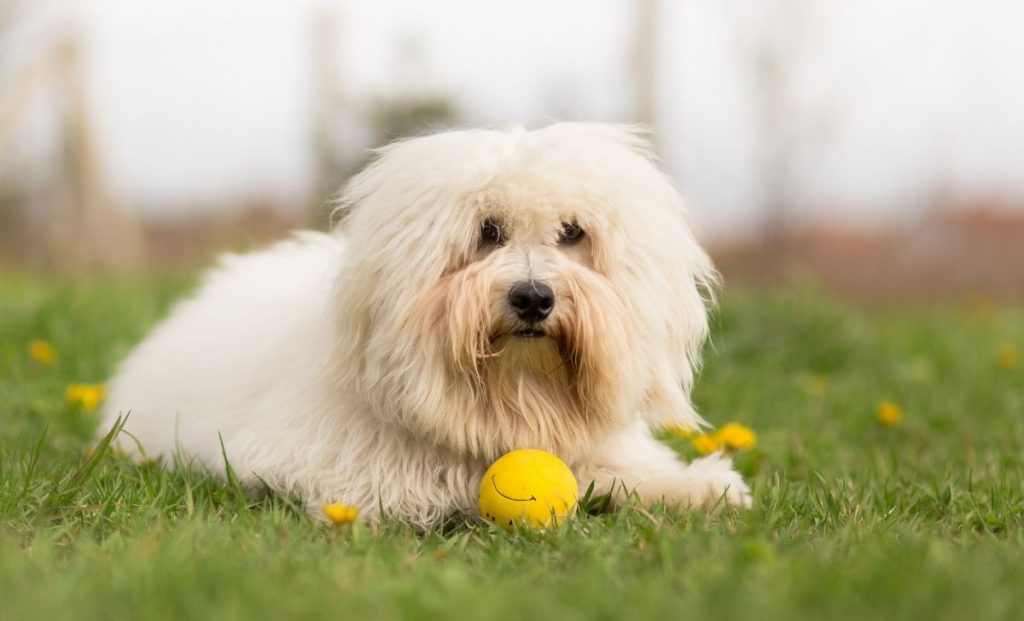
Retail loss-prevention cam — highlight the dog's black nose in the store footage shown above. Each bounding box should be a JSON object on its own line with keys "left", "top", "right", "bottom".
{"left": 508, "top": 281, "right": 555, "bottom": 323}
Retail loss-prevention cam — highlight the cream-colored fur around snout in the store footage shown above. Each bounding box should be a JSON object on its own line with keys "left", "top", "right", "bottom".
{"left": 100, "top": 123, "right": 750, "bottom": 527}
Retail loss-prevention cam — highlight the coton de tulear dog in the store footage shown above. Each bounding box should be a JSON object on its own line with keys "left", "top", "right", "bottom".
{"left": 101, "top": 123, "right": 751, "bottom": 527}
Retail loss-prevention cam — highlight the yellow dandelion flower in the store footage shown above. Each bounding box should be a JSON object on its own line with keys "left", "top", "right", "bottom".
{"left": 692, "top": 433, "right": 722, "bottom": 455}
{"left": 27, "top": 339, "right": 58, "bottom": 365}
{"left": 66, "top": 384, "right": 106, "bottom": 412}
{"left": 323, "top": 503, "right": 360, "bottom": 525}
{"left": 876, "top": 401, "right": 903, "bottom": 427}
{"left": 663, "top": 423, "right": 696, "bottom": 440}
{"left": 715, "top": 422, "right": 757, "bottom": 450}
{"left": 996, "top": 343, "right": 1019, "bottom": 370}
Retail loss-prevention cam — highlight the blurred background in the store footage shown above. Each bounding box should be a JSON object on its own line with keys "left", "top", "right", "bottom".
{"left": 2, "top": 0, "right": 1022, "bottom": 300}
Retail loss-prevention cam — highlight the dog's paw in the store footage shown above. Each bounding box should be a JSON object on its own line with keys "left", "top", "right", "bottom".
{"left": 676, "top": 453, "right": 752, "bottom": 510}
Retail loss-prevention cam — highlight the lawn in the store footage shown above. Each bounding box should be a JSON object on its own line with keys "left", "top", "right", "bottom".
{"left": 1, "top": 271, "right": 1022, "bottom": 621}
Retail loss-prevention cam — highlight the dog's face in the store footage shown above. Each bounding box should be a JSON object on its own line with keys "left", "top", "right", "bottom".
{"left": 333, "top": 124, "right": 716, "bottom": 460}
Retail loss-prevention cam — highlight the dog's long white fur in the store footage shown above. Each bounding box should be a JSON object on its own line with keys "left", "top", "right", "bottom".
{"left": 101, "top": 123, "right": 750, "bottom": 526}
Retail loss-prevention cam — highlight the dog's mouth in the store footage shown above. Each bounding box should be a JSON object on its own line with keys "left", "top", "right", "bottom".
{"left": 513, "top": 328, "right": 546, "bottom": 338}
{"left": 487, "top": 326, "right": 556, "bottom": 348}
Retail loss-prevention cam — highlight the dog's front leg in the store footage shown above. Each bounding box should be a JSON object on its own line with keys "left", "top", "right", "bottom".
{"left": 575, "top": 422, "right": 751, "bottom": 511}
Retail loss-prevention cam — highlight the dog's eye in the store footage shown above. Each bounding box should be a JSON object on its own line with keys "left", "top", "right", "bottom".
{"left": 480, "top": 218, "right": 504, "bottom": 246}
{"left": 558, "top": 221, "right": 585, "bottom": 245}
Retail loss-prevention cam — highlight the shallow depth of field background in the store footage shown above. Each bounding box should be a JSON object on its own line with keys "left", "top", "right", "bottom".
{"left": 3, "top": 0, "right": 1024, "bottom": 288}
{"left": 1, "top": 2, "right": 1023, "bottom": 620}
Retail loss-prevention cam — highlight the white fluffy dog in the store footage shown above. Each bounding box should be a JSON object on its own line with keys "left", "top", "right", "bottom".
{"left": 101, "top": 123, "right": 750, "bottom": 527}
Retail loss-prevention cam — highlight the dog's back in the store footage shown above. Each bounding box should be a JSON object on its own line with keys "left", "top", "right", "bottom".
{"left": 102, "top": 232, "right": 345, "bottom": 471}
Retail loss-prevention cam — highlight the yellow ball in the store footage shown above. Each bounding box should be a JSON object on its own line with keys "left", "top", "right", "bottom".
{"left": 478, "top": 449, "right": 578, "bottom": 531}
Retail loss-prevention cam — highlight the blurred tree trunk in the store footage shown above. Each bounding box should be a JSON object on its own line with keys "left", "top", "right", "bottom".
{"left": 51, "top": 36, "right": 146, "bottom": 272}
{"left": 634, "top": 0, "right": 658, "bottom": 129}
{"left": 0, "top": 31, "right": 146, "bottom": 271}
{"left": 311, "top": 7, "right": 347, "bottom": 225}
{"left": 752, "top": 45, "right": 794, "bottom": 246}
{"left": 733, "top": 0, "right": 816, "bottom": 248}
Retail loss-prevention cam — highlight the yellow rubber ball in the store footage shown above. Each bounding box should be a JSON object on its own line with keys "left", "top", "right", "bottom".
{"left": 478, "top": 449, "right": 578, "bottom": 531}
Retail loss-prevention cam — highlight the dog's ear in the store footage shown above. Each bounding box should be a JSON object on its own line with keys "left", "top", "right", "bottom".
{"left": 573, "top": 122, "right": 719, "bottom": 431}
{"left": 636, "top": 230, "right": 718, "bottom": 434}
{"left": 327, "top": 129, "right": 509, "bottom": 397}
{"left": 328, "top": 144, "right": 399, "bottom": 230}
{"left": 647, "top": 178, "right": 719, "bottom": 434}
{"left": 531, "top": 122, "right": 719, "bottom": 432}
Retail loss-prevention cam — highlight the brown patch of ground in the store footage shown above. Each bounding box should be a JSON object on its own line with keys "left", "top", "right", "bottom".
{"left": 4, "top": 198, "right": 1023, "bottom": 305}
{"left": 713, "top": 209, "right": 1024, "bottom": 304}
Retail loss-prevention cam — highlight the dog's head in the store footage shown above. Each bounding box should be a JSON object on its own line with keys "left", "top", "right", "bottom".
{"left": 332, "top": 123, "right": 716, "bottom": 460}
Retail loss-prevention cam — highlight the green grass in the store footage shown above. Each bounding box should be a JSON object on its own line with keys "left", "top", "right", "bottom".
{"left": 1, "top": 271, "right": 1022, "bottom": 621}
